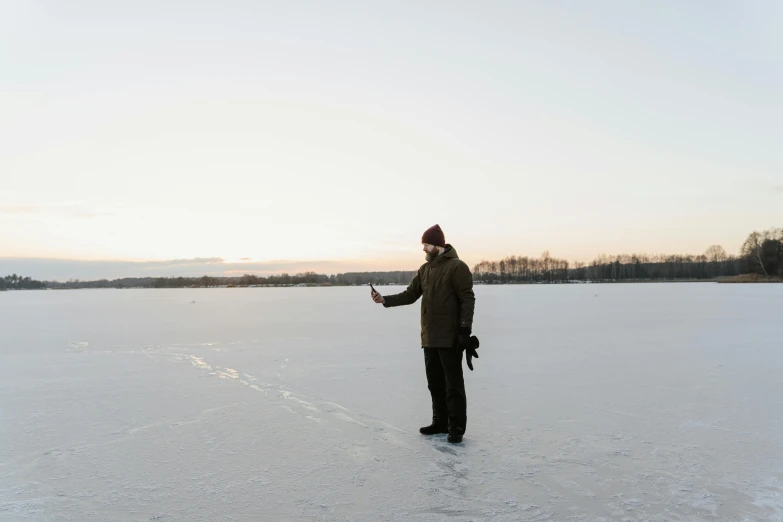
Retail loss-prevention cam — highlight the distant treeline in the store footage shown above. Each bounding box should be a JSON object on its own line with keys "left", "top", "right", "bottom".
{"left": 0, "top": 274, "right": 46, "bottom": 290}
{"left": 4, "top": 227, "right": 780, "bottom": 290}
{"left": 145, "top": 271, "right": 417, "bottom": 289}
{"left": 3, "top": 271, "right": 418, "bottom": 290}
{"left": 474, "top": 227, "right": 783, "bottom": 283}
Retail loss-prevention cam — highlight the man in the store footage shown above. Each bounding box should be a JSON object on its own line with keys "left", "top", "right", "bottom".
{"left": 371, "top": 224, "right": 476, "bottom": 443}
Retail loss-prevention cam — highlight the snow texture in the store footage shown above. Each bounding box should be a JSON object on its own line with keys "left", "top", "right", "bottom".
{"left": 1, "top": 284, "right": 782, "bottom": 521}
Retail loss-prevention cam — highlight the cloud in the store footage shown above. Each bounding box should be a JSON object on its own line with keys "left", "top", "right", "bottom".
{"left": 148, "top": 257, "right": 225, "bottom": 266}
{"left": 0, "top": 257, "right": 350, "bottom": 282}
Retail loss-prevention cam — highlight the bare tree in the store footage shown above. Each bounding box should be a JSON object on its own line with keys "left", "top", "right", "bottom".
{"left": 705, "top": 245, "right": 727, "bottom": 263}
{"left": 742, "top": 232, "right": 768, "bottom": 276}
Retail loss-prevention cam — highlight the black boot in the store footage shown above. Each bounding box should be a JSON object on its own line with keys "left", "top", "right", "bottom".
{"left": 447, "top": 427, "right": 465, "bottom": 444}
{"left": 419, "top": 423, "right": 448, "bottom": 435}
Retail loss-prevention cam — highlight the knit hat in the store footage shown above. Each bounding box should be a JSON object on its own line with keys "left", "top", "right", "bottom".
{"left": 421, "top": 224, "right": 446, "bottom": 248}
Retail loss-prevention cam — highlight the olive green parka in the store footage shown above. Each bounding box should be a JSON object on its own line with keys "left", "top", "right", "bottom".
{"left": 383, "top": 245, "right": 475, "bottom": 348}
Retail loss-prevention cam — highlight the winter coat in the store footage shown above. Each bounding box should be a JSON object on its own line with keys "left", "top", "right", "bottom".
{"left": 383, "top": 244, "right": 475, "bottom": 348}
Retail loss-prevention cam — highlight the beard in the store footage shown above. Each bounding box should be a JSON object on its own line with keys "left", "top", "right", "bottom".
{"left": 425, "top": 252, "right": 434, "bottom": 263}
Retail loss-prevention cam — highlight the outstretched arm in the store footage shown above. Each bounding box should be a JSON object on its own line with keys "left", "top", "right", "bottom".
{"left": 382, "top": 273, "right": 422, "bottom": 307}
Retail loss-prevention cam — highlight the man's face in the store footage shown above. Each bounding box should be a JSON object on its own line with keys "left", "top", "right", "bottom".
{"left": 423, "top": 243, "right": 437, "bottom": 262}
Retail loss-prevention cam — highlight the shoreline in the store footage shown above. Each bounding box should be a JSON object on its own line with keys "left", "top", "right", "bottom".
{"left": 5, "top": 278, "right": 783, "bottom": 291}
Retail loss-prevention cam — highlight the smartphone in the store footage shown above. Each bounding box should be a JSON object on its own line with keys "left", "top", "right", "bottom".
{"left": 369, "top": 283, "right": 377, "bottom": 294}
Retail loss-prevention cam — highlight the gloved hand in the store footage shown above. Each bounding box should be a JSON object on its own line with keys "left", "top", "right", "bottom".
{"left": 458, "top": 327, "right": 480, "bottom": 371}
{"left": 457, "top": 327, "right": 472, "bottom": 349}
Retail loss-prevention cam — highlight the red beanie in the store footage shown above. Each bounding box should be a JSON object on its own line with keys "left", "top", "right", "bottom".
{"left": 422, "top": 224, "right": 446, "bottom": 247}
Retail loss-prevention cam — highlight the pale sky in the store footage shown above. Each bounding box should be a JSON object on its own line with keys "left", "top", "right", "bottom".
{"left": 2, "top": 1, "right": 781, "bottom": 279}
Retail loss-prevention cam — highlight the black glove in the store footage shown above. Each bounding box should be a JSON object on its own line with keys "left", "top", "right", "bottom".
{"left": 458, "top": 327, "right": 480, "bottom": 371}
{"left": 457, "top": 327, "right": 472, "bottom": 349}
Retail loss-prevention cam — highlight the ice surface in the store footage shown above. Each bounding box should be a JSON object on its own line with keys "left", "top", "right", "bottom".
{"left": 1, "top": 284, "right": 782, "bottom": 521}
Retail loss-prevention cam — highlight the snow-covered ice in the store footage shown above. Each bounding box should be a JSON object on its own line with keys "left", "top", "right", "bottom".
{"left": 1, "top": 283, "right": 782, "bottom": 521}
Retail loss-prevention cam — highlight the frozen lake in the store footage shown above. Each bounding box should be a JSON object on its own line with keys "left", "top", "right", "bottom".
{"left": 2, "top": 283, "right": 782, "bottom": 521}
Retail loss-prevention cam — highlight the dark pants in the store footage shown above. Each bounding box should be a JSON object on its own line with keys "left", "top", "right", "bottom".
{"left": 424, "top": 347, "right": 466, "bottom": 433}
